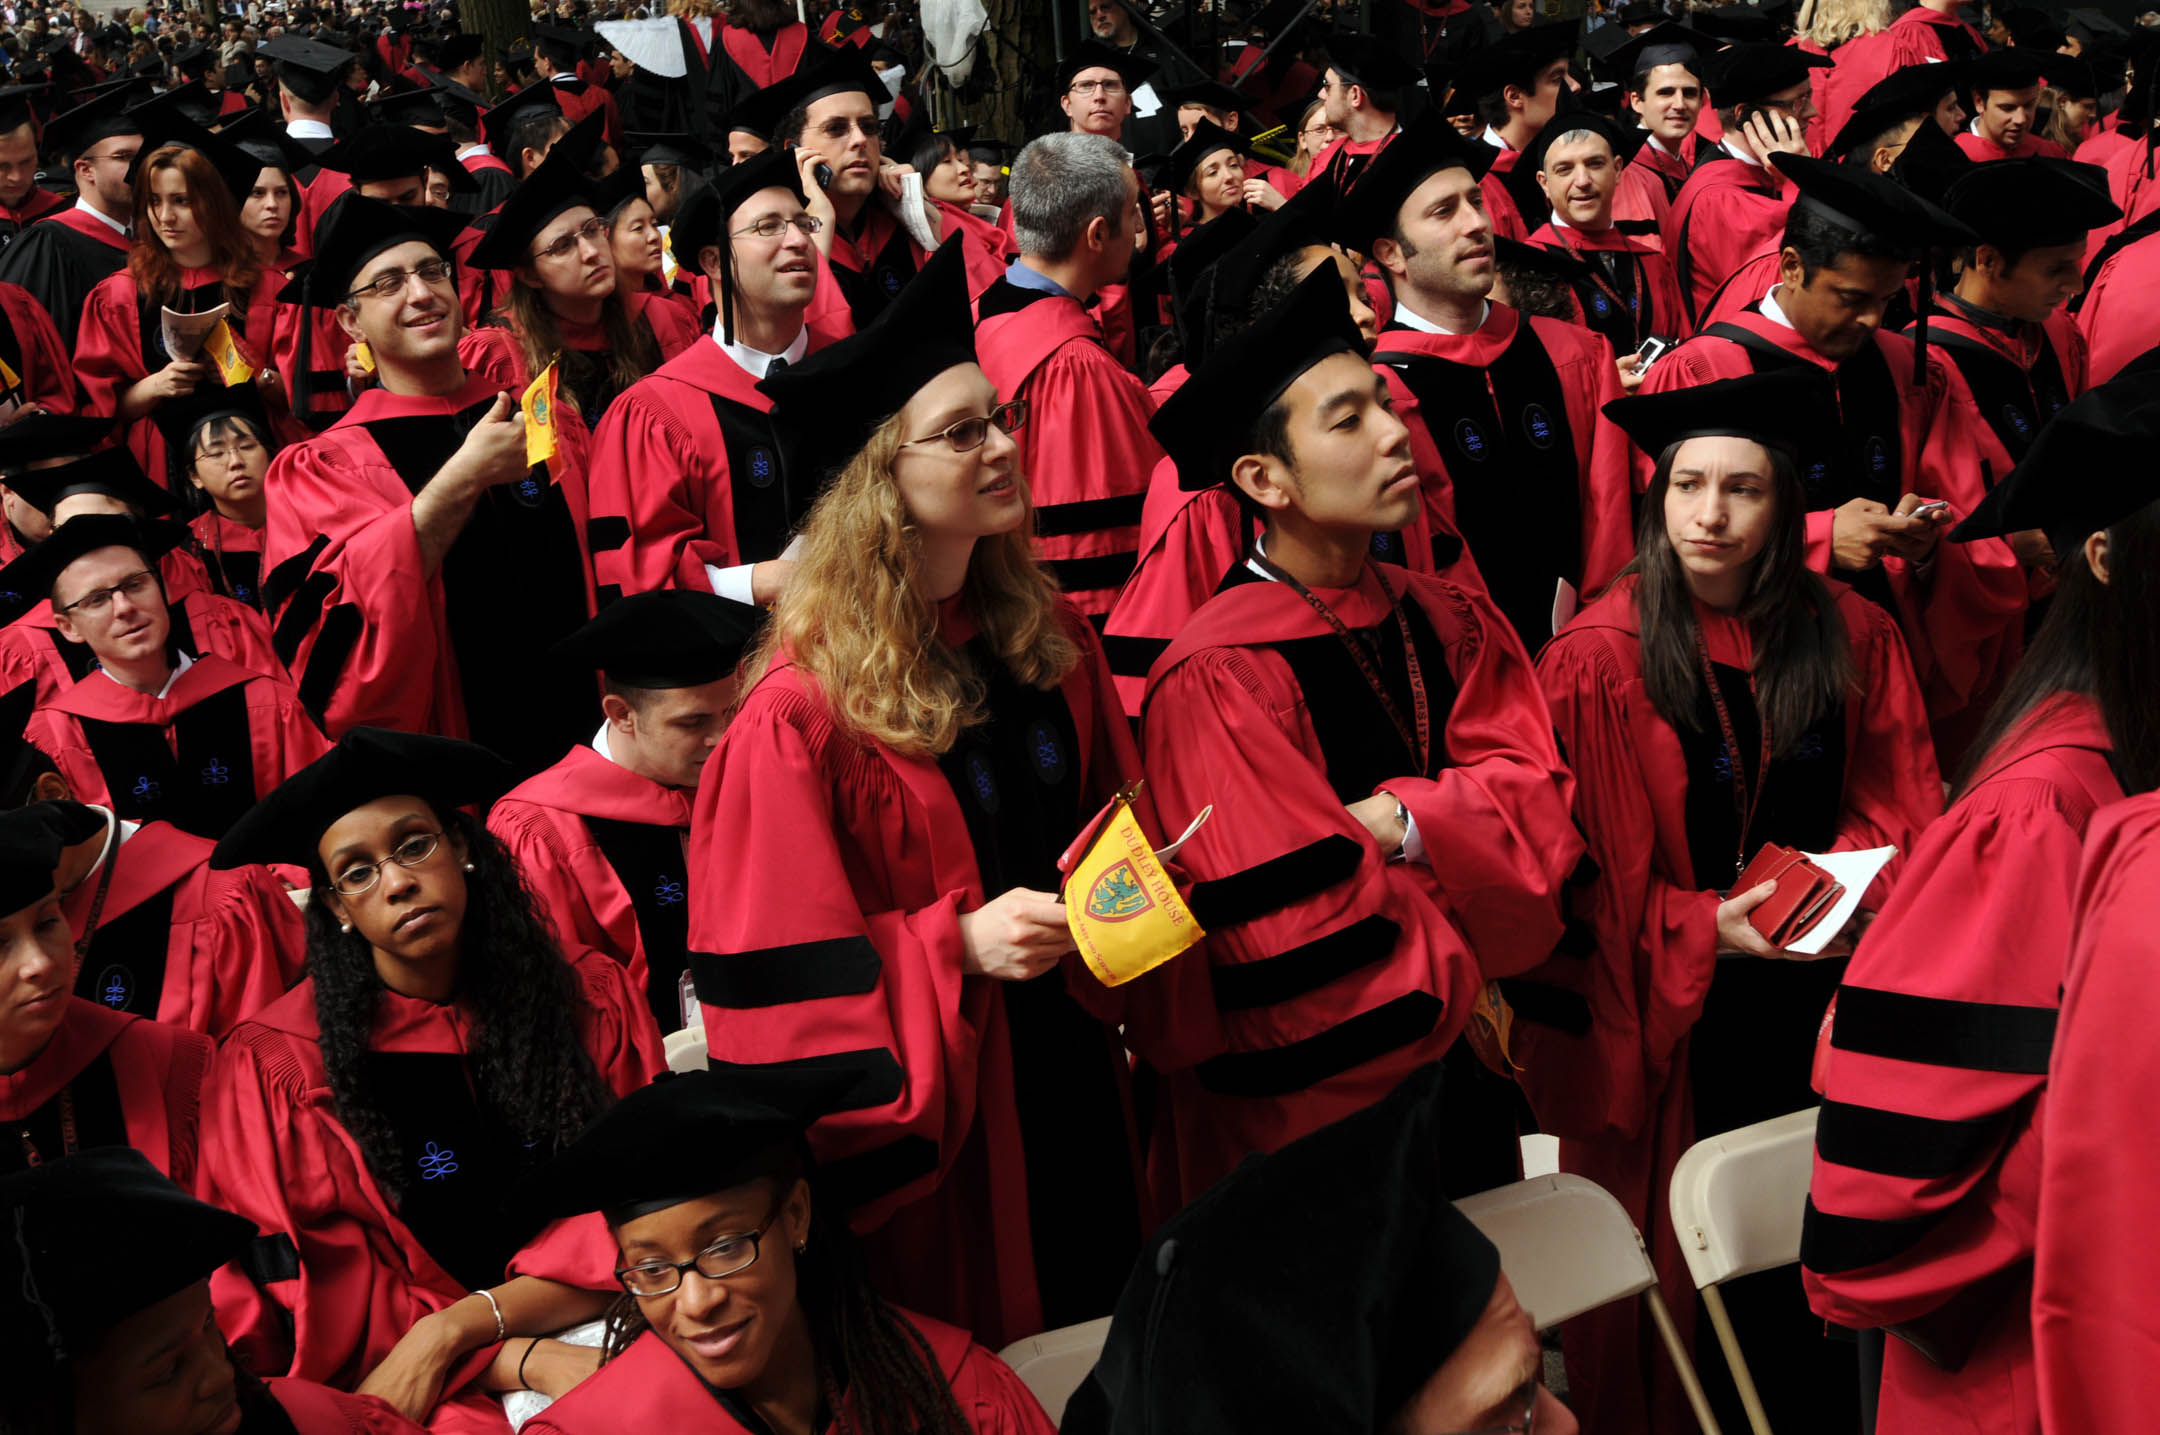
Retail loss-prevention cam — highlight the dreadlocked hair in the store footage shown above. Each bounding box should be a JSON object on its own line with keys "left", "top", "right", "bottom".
{"left": 302, "top": 807, "right": 614, "bottom": 1202}
{"left": 598, "top": 1162, "right": 972, "bottom": 1435}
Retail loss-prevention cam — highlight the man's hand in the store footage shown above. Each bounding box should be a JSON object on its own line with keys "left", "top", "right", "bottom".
{"left": 2009, "top": 527, "right": 2055, "bottom": 569}
{"left": 1830, "top": 497, "right": 1918, "bottom": 571}
{"left": 451, "top": 392, "right": 532, "bottom": 490}
{"left": 1148, "top": 189, "right": 1174, "bottom": 238}
{"left": 1614, "top": 352, "right": 1645, "bottom": 392}
{"left": 1882, "top": 492, "right": 1951, "bottom": 563}
{"left": 1346, "top": 792, "right": 1407, "bottom": 852}
{"left": 875, "top": 158, "right": 916, "bottom": 203}
{"left": 1740, "top": 106, "right": 1810, "bottom": 160}
{"left": 748, "top": 558, "right": 795, "bottom": 606}
{"left": 794, "top": 148, "right": 838, "bottom": 255}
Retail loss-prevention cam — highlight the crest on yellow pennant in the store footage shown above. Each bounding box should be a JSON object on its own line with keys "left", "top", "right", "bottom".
{"left": 521, "top": 360, "right": 561, "bottom": 466}
{"left": 1058, "top": 784, "right": 1209, "bottom": 987}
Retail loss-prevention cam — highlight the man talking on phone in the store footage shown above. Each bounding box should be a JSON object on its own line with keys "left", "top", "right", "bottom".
{"left": 1667, "top": 42, "right": 1832, "bottom": 321}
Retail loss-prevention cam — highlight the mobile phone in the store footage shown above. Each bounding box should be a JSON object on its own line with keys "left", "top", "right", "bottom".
{"left": 1908, "top": 498, "right": 1951, "bottom": 518}
{"left": 814, "top": 161, "right": 834, "bottom": 191}
{"left": 1634, "top": 335, "right": 1672, "bottom": 368}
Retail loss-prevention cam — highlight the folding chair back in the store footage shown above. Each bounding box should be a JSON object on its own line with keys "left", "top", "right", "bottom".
{"left": 996, "top": 1315, "right": 1114, "bottom": 1424}
{"left": 662, "top": 1023, "right": 710, "bottom": 1073}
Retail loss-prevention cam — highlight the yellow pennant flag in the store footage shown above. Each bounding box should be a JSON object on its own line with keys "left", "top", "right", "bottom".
{"left": 659, "top": 226, "right": 678, "bottom": 283}
{"left": 1058, "top": 786, "right": 1207, "bottom": 987}
{"left": 200, "top": 319, "right": 256, "bottom": 387}
{"left": 353, "top": 340, "right": 376, "bottom": 375}
{"left": 0, "top": 352, "right": 19, "bottom": 396}
{"left": 521, "top": 360, "right": 560, "bottom": 467}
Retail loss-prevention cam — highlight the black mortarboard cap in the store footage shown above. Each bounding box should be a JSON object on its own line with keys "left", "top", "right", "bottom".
{"left": 669, "top": 145, "right": 804, "bottom": 270}
{"left": 433, "top": 32, "right": 485, "bottom": 72}
{"left": 1952, "top": 368, "right": 2160, "bottom": 554}
{"left": 0, "top": 1149, "right": 257, "bottom": 1367}
{"left": 587, "top": 163, "right": 649, "bottom": 219}
{"left": 318, "top": 122, "right": 472, "bottom": 190}
{"left": 211, "top": 727, "right": 519, "bottom": 870}
{"left": 173, "top": 39, "right": 215, "bottom": 77}
{"left": 0, "top": 414, "right": 115, "bottom": 472}
{"left": 128, "top": 100, "right": 262, "bottom": 202}
{"left": 1152, "top": 262, "right": 1365, "bottom": 490}
{"left": 1059, "top": 1065, "right": 1502, "bottom": 1435}
{"left": 1772, "top": 150, "right": 1979, "bottom": 250}
{"left": 1603, "top": 368, "right": 1826, "bottom": 458}
{"left": 258, "top": 34, "right": 355, "bottom": 105}
{"left": 2045, "top": 53, "right": 2099, "bottom": 99}
{"left": 1160, "top": 79, "right": 1252, "bottom": 116}
{"left": 1944, "top": 156, "right": 2121, "bottom": 251}
{"left": 759, "top": 240, "right": 977, "bottom": 487}
{"left": 1607, "top": 21, "right": 1713, "bottom": 89}
{"left": 149, "top": 381, "right": 276, "bottom": 483}
{"left": 1521, "top": 108, "right": 1634, "bottom": 176}
{"left": 295, "top": 190, "right": 468, "bottom": 307}
{"left": 2067, "top": 7, "right": 2129, "bottom": 47}
{"left": 371, "top": 79, "right": 451, "bottom": 128}
{"left": 721, "top": 75, "right": 794, "bottom": 139}
{"left": 1829, "top": 60, "right": 1967, "bottom": 158}
{"left": 0, "top": 83, "right": 48, "bottom": 136}
{"left": 0, "top": 514, "right": 188, "bottom": 605}
{"left": 478, "top": 78, "right": 561, "bottom": 151}
{"left": 1688, "top": 3, "right": 1779, "bottom": 42}
{"left": 542, "top": 1066, "right": 862, "bottom": 1224}
{"left": 0, "top": 800, "right": 104, "bottom": 916}
{"left": 1887, "top": 114, "right": 1973, "bottom": 205}
{"left": 1617, "top": 0, "right": 1666, "bottom": 26}
{"left": 1165, "top": 117, "right": 1250, "bottom": 195}
{"left": 624, "top": 129, "right": 711, "bottom": 169}
{"left": 1323, "top": 33, "right": 1423, "bottom": 92}
{"left": 1154, "top": 207, "right": 1257, "bottom": 355}
{"left": 218, "top": 106, "right": 317, "bottom": 174}
{"left": 3, "top": 448, "right": 175, "bottom": 520}
{"left": 1998, "top": 6, "right": 2065, "bottom": 50}
{"left": 1055, "top": 40, "right": 1154, "bottom": 93}
{"left": 555, "top": 590, "right": 766, "bottom": 689}
{"left": 533, "top": 22, "right": 600, "bottom": 63}
{"left": 1966, "top": 45, "right": 2051, "bottom": 96}
{"left": 1453, "top": 19, "right": 1582, "bottom": 101}
{"left": 1332, "top": 112, "right": 1492, "bottom": 253}
{"left": 1697, "top": 41, "right": 1833, "bottom": 109}
{"left": 550, "top": 108, "right": 615, "bottom": 177}
{"left": 467, "top": 142, "right": 602, "bottom": 268}
{"left": 39, "top": 83, "right": 147, "bottom": 159}
{"left": 1186, "top": 178, "right": 1334, "bottom": 362}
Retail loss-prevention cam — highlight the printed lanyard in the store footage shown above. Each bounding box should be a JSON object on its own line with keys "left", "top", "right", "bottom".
{"left": 1256, "top": 555, "right": 1432, "bottom": 776}
{"left": 1695, "top": 624, "right": 1774, "bottom": 877}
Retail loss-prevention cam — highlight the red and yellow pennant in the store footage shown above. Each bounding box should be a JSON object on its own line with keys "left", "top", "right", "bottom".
{"left": 1058, "top": 785, "right": 1208, "bottom": 987}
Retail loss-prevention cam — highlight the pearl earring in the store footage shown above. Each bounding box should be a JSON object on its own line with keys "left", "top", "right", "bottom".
{"left": 340, "top": 922, "right": 353, "bottom": 934}
{"left": 462, "top": 861, "right": 475, "bottom": 872}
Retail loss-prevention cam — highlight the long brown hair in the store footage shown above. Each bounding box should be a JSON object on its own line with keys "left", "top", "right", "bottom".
{"left": 128, "top": 143, "right": 262, "bottom": 308}
{"left": 734, "top": 403, "right": 1080, "bottom": 758}
{"left": 1625, "top": 438, "right": 1854, "bottom": 754}
{"left": 495, "top": 278, "right": 660, "bottom": 416}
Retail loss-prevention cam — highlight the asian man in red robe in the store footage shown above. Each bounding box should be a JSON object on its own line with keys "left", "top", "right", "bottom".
{"left": 8, "top": 515, "right": 327, "bottom": 840}
{"left": 583, "top": 149, "right": 851, "bottom": 605}
{"left": 0, "top": 85, "right": 141, "bottom": 350}
{"left": 1642, "top": 154, "right": 2026, "bottom": 753}
{"left": 0, "top": 799, "right": 213, "bottom": 1184}
{"left": 491, "top": 591, "right": 763, "bottom": 1037}
{"left": 977, "top": 133, "right": 1162, "bottom": 628}
{"left": 1956, "top": 48, "right": 2070, "bottom": 162}
{"left": 1334, "top": 114, "right": 1635, "bottom": 654}
{"left": 1139, "top": 264, "right": 1580, "bottom": 1207}
{"left": 260, "top": 194, "right": 601, "bottom": 775}
{"left": 1667, "top": 44, "right": 1830, "bottom": 320}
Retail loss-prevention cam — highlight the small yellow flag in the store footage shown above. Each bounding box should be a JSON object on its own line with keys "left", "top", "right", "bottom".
{"left": 353, "top": 339, "right": 376, "bottom": 375}
{"left": 1058, "top": 787, "right": 1205, "bottom": 987}
{"left": 659, "top": 226, "right": 678, "bottom": 283}
{"left": 520, "top": 360, "right": 560, "bottom": 467}
{"left": 0, "top": 352, "right": 19, "bottom": 395}
{"left": 200, "top": 319, "right": 256, "bottom": 387}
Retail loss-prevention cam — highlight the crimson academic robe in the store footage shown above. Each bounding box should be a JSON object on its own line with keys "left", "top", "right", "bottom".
{"left": 1516, "top": 576, "right": 1941, "bottom": 1435}
{"left": 0, "top": 278, "right": 74, "bottom": 413}
{"left": 1139, "top": 562, "right": 1577, "bottom": 1205}
{"left": 1929, "top": 301, "right": 2086, "bottom": 488}
{"left": 456, "top": 290, "right": 702, "bottom": 421}
{"left": 61, "top": 815, "right": 305, "bottom": 1037}
{"left": 976, "top": 280, "right": 1163, "bottom": 623}
{"left": 75, "top": 264, "right": 294, "bottom": 487}
{"left": 1802, "top": 694, "right": 2118, "bottom": 1435}
{"left": 1885, "top": 4, "right": 1988, "bottom": 65}
{"left": 260, "top": 1380, "right": 430, "bottom": 1435}
{"left": 454, "top": 148, "right": 517, "bottom": 218}
{"left": 1641, "top": 310, "right": 2026, "bottom": 746}
{"left": 1479, "top": 148, "right": 1535, "bottom": 243}
{"left": 2032, "top": 790, "right": 2160, "bottom": 1433}
{"left": 826, "top": 205, "right": 931, "bottom": 329}
{"left": 192, "top": 511, "right": 269, "bottom": 611}
{"left": 1309, "top": 130, "right": 1399, "bottom": 194}
{"left": 1527, "top": 221, "right": 1689, "bottom": 352}
{"left": 0, "top": 203, "right": 131, "bottom": 348}
{"left": 2073, "top": 218, "right": 2160, "bottom": 386}
{"left": 0, "top": 184, "right": 69, "bottom": 244}
{"left": 1630, "top": 131, "right": 1720, "bottom": 207}
{"left": 200, "top": 962, "right": 662, "bottom": 1435}
{"left": 1695, "top": 239, "right": 1783, "bottom": 332}
{"left": 525, "top": 1312, "right": 1056, "bottom": 1435}
{"left": 2074, "top": 121, "right": 2137, "bottom": 169}
{"left": 1953, "top": 130, "right": 2069, "bottom": 163}
{"left": 704, "top": 20, "right": 811, "bottom": 116}
{"left": 0, "top": 579, "right": 284, "bottom": 709}
{"left": 1371, "top": 304, "right": 1636, "bottom": 651}
{"left": 688, "top": 606, "right": 1176, "bottom": 1348}
{"left": 582, "top": 324, "right": 848, "bottom": 598}
{"left": 1815, "top": 30, "right": 1900, "bottom": 164}
{"left": 0, "top": 996, "right": 210, "bottom": 1183}
{"left": 259, "top": 370, "right": 600, "bottom": 773}
{"left": 25, "top": 655, "right": 329, "bottom": 840}
{"left": 1669, "top": 153, "right": 1789, "bottom": 322}
{"left": 550, "top": 77, "right": 623, "bottom": 148}
{"left": 489, "top": 744, "right": 698, "bottom": 1033}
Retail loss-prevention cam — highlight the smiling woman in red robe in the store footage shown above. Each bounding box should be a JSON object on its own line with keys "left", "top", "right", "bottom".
{"left": 1517, "top": 372, "right": 1942, "bottom": 1435}
{"left": 202, "top": 730, "right": 664, "bottom": 1433}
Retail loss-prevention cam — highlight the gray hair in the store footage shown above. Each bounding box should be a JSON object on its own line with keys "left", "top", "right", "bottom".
{"left": 1010, "top": 132, "right": 1132, "bottom": 260}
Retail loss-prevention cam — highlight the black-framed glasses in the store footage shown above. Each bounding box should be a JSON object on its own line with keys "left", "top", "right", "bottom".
{"left": 346, "top": 258, "right": 454, "bottom": 305}
{"left": 331, "top": 829, "right": 445, "bottom": 897}
{"left": 1069, "top": 78, "right": 1127, "bottom": 97}
{"left": 57, "top": 569, "right": 158, "bottom": 616}
{"left": 898, "top": 399, "right": 1028, "bottom": 453}
{"left": 731, "top": 213, "right": 824, "bottom": 240}
{"left": 533, "top": 215, "right": 611, "bottom": 261}
{"left": 1437, "top": 1379, "right": 1538, "bottom": 1435}
{"left": 615, "top": 1208, "right": 782, "bottom": 1296}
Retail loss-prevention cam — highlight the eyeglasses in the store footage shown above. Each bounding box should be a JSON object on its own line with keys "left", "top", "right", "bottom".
{"left": 1069, "top": 79, "right": 1127, "bottom": 97}
{"left": 1436, "top": 1379, "right": 1539, "bottom": 1435}
{"left": 899, "top": 398, "right": 1028, "bottom": 453}
{"left": 731, "top": 213, "right": 824, "bottom": 240}
{"left": 57, "top": 568, "right": 158, "bottom": 616}
{"left": 330, "top": 829, "right": 446, "bottom": 896}
{"left": 346, "top": 257, "right": 454, "bottom": 305}
{"left": 193, "top": 434, "right": 263, "bottom": 466}
{"left": 615, "top": 1208, "right": 782, "bottom": 1296}
{"left": 815, "top": 115, "right": 881, "bottom": 140}
{"left": 533, "top": 215, "right": 611, "bottom": 261}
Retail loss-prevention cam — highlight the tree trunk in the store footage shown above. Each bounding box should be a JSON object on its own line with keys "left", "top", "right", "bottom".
{"left": 460, "top": 0, "right": 533, "bottom": 98}
{"left": 962, "top": 0, "right": 1062, "bottom": 143}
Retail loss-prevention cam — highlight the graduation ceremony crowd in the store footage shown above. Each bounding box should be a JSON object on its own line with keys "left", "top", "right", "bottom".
{"left": 9, "top": 0, "right": 2160, "bottom": 1428}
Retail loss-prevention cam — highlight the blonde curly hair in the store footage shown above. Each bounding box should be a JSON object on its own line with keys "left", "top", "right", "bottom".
{"left": 735, "top": 399, "right": 1080, "bottom": 758}
{"left": 1797, "top": 0, "right": 1890, "bottom": 47}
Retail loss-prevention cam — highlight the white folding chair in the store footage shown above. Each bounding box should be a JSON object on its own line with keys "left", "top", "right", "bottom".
{"left": 995, "top": 1315, "right": 1114, "bottom": 1424}
{"left": 662, "top": 1023, "right": 710, "bottom": 1073}
{"left": 1667, "top": 1107, "right": 1821, "bottom": 1435}
{"left": 1458, "top": 1173, "right": 1724, "bottom": 1434}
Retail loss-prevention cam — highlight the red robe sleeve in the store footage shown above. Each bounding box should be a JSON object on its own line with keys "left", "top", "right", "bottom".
{"left": 566, "top": 944, "right": 666, "bottom": 1095}
{"left": 1101, "top": 478, "right": 1246, "bottom": 717}
{"left": 633, "top": 288, "right": 701, "bottom": 361}
{"left": 0, "top": 279, "right": 74, "bottom": 412}
{"left": 174, "top": 859, "right": 309, "bottom": 1036}
{"left": 74, "top": 270, "right": 149, "bottom": 425}
{"left": 456, "top": 326, "right": 530, "bottom": 393}
{"left": 2033, "top": 792, "right": 2160, "bottom": 1435}
{"left": 2075, "top": 227, "right": 2160, "bottom": 386}
{"left": 264, "top": 1377, "right": 433, "bottom": 1434}
{"left": 950, "top": 1342, "right": 1061, "bottom": 1435}
{"left": 1673, "top": 171, "right": 1789, "bottom": 320}
{"left": 582, "top": 378, "right": 736, "bottom": 593}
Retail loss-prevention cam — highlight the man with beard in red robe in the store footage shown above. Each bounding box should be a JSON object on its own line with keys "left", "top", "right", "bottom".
{"left": 584, "top": 150, "right": 851, "bottom": 606}
{"left": 1643, "top": 154, "right": 2025, "bottom": 755}
{"left": 491, "top": 591, "right": 763, "bottom": 1037}
{"left": 1139, "top": 265, "right": 1579, "bottom": 1208}
{"left": 976, "top": 133, "right": 1161, "bottom": 628}
{"left": 261, "top": 194, "right": 600, "bottom": 774}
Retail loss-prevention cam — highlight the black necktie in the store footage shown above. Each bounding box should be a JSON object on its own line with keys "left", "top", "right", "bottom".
{"left": 765, "top": 357, "right": 788, "bottom": 378}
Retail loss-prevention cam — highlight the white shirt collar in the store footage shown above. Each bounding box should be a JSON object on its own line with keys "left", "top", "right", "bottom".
{"left": 1720, "top": 134, "right": 1764, "bottom": 168}
{"left": 455, "top": 141, "right": 491, "bottom": 161}
{"left": 1391, "top": 298, "right": 1491, "bottom": 336}
{"left": 97, "top": 648, "right": 192, "bottom": 699}
{"left": 592, "top": 720, "right": 616, "bottom": 764}
{"left": 1482, "top": 125, "right": 1513, "bottom": 152}
{"left": 712, "top": 321, "right": 809, "bottom": 380}
{"left": 73, "top": 197, "right": 127, "bottom": 235}
{"left": 1759, "top": 286, "right": 1795, "bottom": 330}
{"left": 286, "top": 118, "right": 334, "bottom": 140}
{"left": 550, "top": 71, "right": 578, "bottom": 82}
{"left": 1642, "top": 130, "right": 1684, "bottom": 159}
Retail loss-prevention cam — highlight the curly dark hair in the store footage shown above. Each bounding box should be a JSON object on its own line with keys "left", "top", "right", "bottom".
{"left": 301, "top": 806, "right": 613, "bottom": 1202}
{"left": 598, "top": 1160, "right": 972, "bottom": 1435}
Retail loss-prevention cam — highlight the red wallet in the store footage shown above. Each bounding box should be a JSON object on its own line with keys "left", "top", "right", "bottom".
{"left": 1735, "top": 843, "right": 1846, "bottom": 948}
